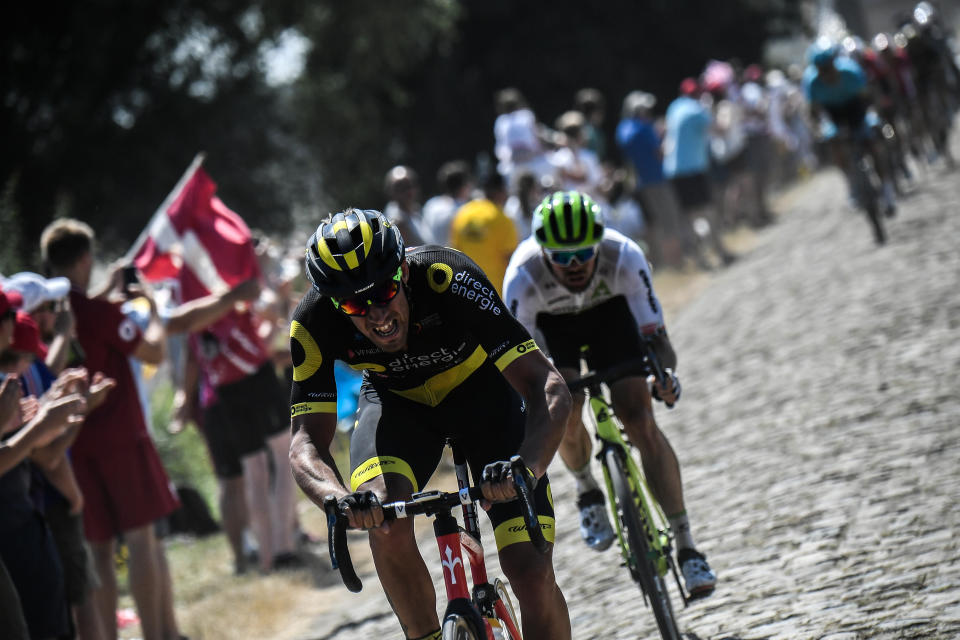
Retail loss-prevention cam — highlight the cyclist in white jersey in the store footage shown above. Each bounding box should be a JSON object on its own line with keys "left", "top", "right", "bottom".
{"left": 503, "top": 191, "right": 716, "bottom": 597}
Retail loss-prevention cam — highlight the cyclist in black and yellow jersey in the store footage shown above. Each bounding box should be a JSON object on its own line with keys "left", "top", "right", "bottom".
{"left": 288, "top": 208, "right": 572, "bottom": 640}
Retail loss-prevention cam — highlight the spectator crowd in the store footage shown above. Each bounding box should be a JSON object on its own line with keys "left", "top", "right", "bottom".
{"left": 2, "top": 3, "right": 957, "bottom": 637}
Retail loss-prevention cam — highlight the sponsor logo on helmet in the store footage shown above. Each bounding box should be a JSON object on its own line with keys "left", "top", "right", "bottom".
{"left": 353, "top": 282, "right": 375, "bottom": 294}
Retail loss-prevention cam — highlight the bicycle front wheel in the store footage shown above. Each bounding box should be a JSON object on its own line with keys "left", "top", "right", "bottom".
{"left": 850, "top": 158, "right": 886, "bottom": 245}
{"left": 442, "top": 599, "right": 486, "bottom": 640}
{"left": 606, "top": 448, "right": 682, "bottom": 640}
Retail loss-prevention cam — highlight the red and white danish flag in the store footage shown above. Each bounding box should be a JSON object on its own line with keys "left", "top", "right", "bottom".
{"left": 128, "top": 154, "right": 260, "bottom": 302}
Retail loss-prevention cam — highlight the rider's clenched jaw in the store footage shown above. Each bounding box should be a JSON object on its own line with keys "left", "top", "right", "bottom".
{"left": 548, "top": 255, "right": 598, "bottom": 293}
{"left": 349, "top": 262, "right": 411, "bottom": 352}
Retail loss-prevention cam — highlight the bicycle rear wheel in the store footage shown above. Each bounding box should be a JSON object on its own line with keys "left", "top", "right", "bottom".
{"left": 606, "top": 448, "right": 682, "bottom": 640}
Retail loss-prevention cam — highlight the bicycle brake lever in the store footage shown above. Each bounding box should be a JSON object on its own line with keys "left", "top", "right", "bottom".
{"left": 509, "top": 456, "right": 550, "bottom": 554}
{"left": 323, "top": 496, "right": 363, "bottom": 593}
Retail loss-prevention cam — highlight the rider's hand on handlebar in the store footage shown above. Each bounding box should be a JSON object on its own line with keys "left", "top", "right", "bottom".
{"left": 651, "top": 370, "right": 682, "bottom": 406}
{"left": 338, "top": 491, "right": 385, "bottom": 530}
{"left": 479, "top": 460, "right": 519, "bottom": 510}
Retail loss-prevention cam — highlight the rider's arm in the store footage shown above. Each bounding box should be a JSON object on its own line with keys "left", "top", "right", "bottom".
{"left": 648, "top": 329, "right": 678, "bottom": 372}
{"left": 501, "top": 351, "right": 571, "bottom": 480}
{"left": 617, "top": 239, "right": 677, "bottom": 370}
{"left": 290, "top": 412, "right": 348, "bottom": 507}
{"left": 287, "top": 291, "right": 352, "bottom": 506}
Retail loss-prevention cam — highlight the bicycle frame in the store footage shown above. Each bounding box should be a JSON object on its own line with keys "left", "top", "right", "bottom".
{"left": 323, "top": 448, "right": 543, "bottom": 640}
{"left": 567, "top": 343, "right": 691, "bottom": 610}
{"left": 586, "top": 388, "right": 677, "bottom": 585}
{"left": 440, "top": 449, "right": 522, "bottom": 639}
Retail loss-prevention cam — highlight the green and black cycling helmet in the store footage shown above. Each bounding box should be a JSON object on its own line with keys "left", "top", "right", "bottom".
{"left": 305, "top": 208, "right": 404, "bottom": 298}
{"left": 532, "top": 190, "right": 605, "bottom": 249}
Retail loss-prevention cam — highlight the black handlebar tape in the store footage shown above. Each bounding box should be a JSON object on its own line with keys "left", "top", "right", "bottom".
{"left": 509, "top": 456, "right": 550, "bottom": 554}
{"left": 323, "top": 496, "right": 363, "bottom": 593}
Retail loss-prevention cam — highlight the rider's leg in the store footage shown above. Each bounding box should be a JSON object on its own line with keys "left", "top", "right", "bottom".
{"left": 609, "top": 377, "right": 685, "bottom": 517}
{"left": 610, "top": 377, "right": 717, "bottom": 595}
{"left": 557, "top": 368, "right": 615, "bottom": 551}
{"left": 554, "top": 373, "right": 593, "bottom": 482}
{"left": 499, "top": 543, "right": 571, "bottom": 640}
{"left": 362, "top": 474, "right": 441, "bottom": 638}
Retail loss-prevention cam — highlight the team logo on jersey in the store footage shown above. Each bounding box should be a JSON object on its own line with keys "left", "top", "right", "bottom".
{"left": 450, "top": 269, "right": 501, "bottom": 315}
{"left": 347, "top": 347, "right": 380, "bottom": 358}
{"left": 427, "top": 262, "right": 453, "bottom": 293}
{"left": 387, "top": 344, "right": 467, "bottom": 372}
{"left": 591, "top": 280, "right": 611, "bottom": 300}
{"left": 290, "top": 320, "right": 323, "bottom": 381}
{"left": 638, "top": 269, "right": 658, "bottom": 314}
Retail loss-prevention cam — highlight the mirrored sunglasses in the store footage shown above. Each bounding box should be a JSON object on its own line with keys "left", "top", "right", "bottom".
{"left": 546, "top": 245, "right": 598, "bottom": 267}
{"left": 332, "top": 268, "right": 402, "bottom": 317}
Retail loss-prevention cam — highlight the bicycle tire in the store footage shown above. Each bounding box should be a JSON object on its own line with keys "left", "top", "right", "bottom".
{"left": 606, "top": 448, "right": 682, "bottom": 640}
{"left": 494, "top": 577, "right": 520, "bottom": 639}
{"left": 442, "top": 599, "right": 486, "bottom": 640}
{"left": 852, "top": 154, "right": 886, "bottom": 245}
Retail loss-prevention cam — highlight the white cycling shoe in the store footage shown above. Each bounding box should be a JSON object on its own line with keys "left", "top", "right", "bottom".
{"left": 576, "top": 489, "right": 615, "bottom": 551}
{"left": 678, "top": 548, "right": 716, "bottom": 599}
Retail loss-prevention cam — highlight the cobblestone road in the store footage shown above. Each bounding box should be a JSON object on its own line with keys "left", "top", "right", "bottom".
{"left": 296, "top": 149, "right": 960, "bottom": 640}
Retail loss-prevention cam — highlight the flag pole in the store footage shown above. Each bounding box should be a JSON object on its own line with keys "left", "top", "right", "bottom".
{"left": 125, "top": 152, "right": 207, "bottom": 263}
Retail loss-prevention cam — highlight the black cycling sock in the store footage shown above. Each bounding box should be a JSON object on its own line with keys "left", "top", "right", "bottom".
{"left": 408, "top": 630, "right": 442, "bottom": 640}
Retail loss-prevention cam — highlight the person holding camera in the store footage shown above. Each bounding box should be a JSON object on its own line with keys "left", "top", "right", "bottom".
{"left": 40, "top": 218, "right": 183, "bottom": 640}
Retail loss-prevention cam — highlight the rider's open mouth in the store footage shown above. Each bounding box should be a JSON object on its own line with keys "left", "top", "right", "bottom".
{"left": 372, "top": 319, "right": 399, "bottom": 338}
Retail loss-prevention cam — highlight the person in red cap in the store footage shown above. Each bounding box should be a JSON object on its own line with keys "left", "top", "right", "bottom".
{"left": 2, "top": 311, "right": 47, "bottom": 371}
{"left": 0, "top": 286, "right": 22, "bottom": 345}
{"left": 1, "top": 284, "right": 92, "bottom": 640}
{"left": 679, "top": 76, "right": 700, "bottom": 97}
{"left": 664, "top": 77, "right": 735, "bottom": 267}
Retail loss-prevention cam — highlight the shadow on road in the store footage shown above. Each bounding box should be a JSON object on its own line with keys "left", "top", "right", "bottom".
{"left": 303, "top": 610, "right": 395, "bottom": 640}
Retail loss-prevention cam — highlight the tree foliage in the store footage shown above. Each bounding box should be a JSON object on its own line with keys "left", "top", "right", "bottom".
{"left": 2, "top": 0, "right": 800, "bottom": 266}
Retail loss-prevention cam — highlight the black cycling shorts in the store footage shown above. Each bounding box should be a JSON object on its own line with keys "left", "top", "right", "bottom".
{"left": 349, "top": 364, "right": 555, "bottom": 551}
{"left": 536, "top": 295, "right": 646, "bottom": 373}
{"left": 203, "top": 363, "right": 287, "bottom": 478}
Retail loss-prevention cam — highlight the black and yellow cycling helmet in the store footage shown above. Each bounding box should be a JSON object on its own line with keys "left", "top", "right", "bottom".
{"left": 305, "top": 209, "right": 404, "bottom": 298}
